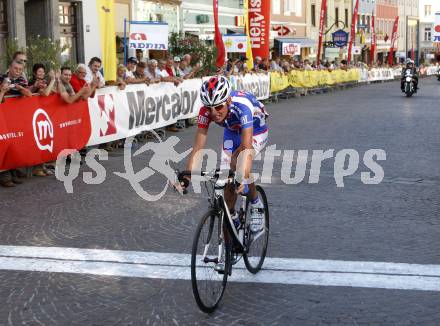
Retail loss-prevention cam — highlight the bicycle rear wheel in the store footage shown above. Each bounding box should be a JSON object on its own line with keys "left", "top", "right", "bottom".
{"left": 191, "top": 210, "right": 230, "bottom": 313}
{"left": 243, "top": 185, "right": 269, "bottom": 274}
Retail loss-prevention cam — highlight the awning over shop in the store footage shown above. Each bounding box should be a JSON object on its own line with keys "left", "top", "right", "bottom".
{"left": 227, "top": 28, "right": 245, "bottom": 35}
{"left": 275, "top": 38, "right": 316, "bottom": 48}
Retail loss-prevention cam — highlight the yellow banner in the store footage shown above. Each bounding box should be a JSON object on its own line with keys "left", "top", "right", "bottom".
{"left": 270, "top": 72, "right": 289, "bottom": 93}
{"left": 271, "top": 69, "right": 361, "bottom": 91}
{"left": 97, "top": 0, "right": 117, "bottom": 81}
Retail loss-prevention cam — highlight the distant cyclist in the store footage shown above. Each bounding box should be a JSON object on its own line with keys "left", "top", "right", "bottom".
{"left": 180, "top": 76, "right": 268, "bottom": 233}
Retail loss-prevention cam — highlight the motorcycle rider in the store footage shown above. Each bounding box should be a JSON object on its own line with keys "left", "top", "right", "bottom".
{"left": 401, "top": 59, "right": 418, "bottom": 92}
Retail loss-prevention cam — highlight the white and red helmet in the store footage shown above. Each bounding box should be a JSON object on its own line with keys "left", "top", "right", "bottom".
{"left": 200, "top": 76, "right": 232, "bottom": 107}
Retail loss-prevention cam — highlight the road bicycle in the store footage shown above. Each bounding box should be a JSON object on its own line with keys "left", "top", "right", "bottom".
{"left": 177, "top": 169, "right": 270, "bottom": 313}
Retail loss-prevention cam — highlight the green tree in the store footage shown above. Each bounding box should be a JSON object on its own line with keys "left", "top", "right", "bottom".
{"left": 2, "top": 36, "right": 69, "bottom": 75}
{"left": 26, "top": 35, "right": 69, "bottom": 76}
{"left": 169, "top": 33, "right": 218, "bottom": 76}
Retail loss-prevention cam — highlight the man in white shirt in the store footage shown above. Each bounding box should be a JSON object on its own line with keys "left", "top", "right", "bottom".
{"left": 144, "top": 59, "right": 161, "bottom": 83}
{"left": 85, "top": 57, "right": 105, "bottom": 88}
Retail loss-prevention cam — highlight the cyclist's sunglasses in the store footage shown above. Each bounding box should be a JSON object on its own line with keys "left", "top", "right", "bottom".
{"left": 208, "top": 103, "right": 226, "bottom": 111}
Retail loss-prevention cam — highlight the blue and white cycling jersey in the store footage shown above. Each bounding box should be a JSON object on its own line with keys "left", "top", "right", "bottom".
{"left": 198, "top": 90, "right": 268, "bottom": 135}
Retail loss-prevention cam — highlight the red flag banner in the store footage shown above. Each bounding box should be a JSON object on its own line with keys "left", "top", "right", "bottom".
{"left": 0, "top": 95, "right": 91, "bottom": 170}
{"left": 317, "top": 0, "right": 327, "bottom": 66}
{"left": 370, "top": 12, "right": 376, "bottom": 65}
{"left": 388, "top": 16, "right": 399, "bottom": 65}
{"left": 213, "top": 0, "right": 225, "bottom": 68}
{"left": 347, "top": 0, "right": 359, "bottom": 65}
{"left": 248, "top": 0, "right": 271, "bottom": 59}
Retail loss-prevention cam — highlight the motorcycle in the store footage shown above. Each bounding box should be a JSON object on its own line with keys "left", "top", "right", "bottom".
{"left": 403, "top": 70, "right": 415, "bottom": 97}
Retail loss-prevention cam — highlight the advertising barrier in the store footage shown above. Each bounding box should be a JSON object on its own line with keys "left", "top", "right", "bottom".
{"left": 3, "top": 66, "right": 437, "bottom": 170}
{"left": 229, "top": 73, "right": 270, "bottom": 100}
{"left": 270, "top": 69, "right": 361, "bottom": 93}
{"left": 0, "top": 95, "right": 91, "bottom": 170}
{"left": 424, "top": 66, "right": 438, "bottom": 76}
{"left": 87, "top": 79, "right": 203, "bottom": 146}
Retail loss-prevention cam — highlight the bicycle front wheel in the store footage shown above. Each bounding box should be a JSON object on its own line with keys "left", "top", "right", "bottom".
{"left": 243, "top": 185, "right": 270, "bottom": 274}
{"left": 191, "top": 210, "right": 229, "bottom": 313}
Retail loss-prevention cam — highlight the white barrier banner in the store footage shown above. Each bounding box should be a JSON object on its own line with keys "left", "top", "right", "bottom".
{"left": 129, "top": 22, "right": 169, "bottom": 50}
{"left": 230, "top": 73, "right": 270, "bottom": 100}
{"left": 87, "top": 79, "right": 203, "bottom": 146}
{"left": 358, "top": 68, "right": 369, "bottom": 83}
{"left": 425, "top": 66, "right": 438, "bottom": 76}
{"left": 368, "top": 68, "right": 395, "bottom": 82}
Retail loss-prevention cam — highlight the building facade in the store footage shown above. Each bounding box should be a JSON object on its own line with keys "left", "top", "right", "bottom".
{"left": 355, "top": 0, "right": 376, "bottom": 63}
{"left": 307, "top": 0, "right": 353, "bottom": 62}
{"left": 179, "top": 0, "right": 240, "bottom": 40}
{"left": 375, "top": 0, "right": 398, "bottom": 63}
{"left": 397, "top": 0, "right": 419, "bottom": 63}
{"left": 271, "top": 0, "right": 312, "bottom": 59}
{"left": 0, "top": 0, "right": 106, "bottom": 67}
{"left": 418, "top": 0, "right": 440, "bottom": 62}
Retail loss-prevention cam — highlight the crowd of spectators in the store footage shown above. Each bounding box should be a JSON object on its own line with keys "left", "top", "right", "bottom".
{"left": 220, "top": 54, "right": 437, "bottom": 77}
{"left": 0, "top": 51, "right": 204, "bottom": 187}
{"left": 1, "top": 49, "right": 438, "bottom": 188}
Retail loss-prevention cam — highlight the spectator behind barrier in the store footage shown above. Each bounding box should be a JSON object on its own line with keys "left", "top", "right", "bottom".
{"left": 182, "top": 54, "right": 193, "bottom": 75}
{"left": 7, "top": 51, "right": 28, "bottom": 79}
{"left": 135, "top": 49, "right": 144, "bottom": 63}
{"left": 133, "top": 61, "right": 150, "bottom": 84}
{"left": 181, "top": 54, "right": 201, "bottom": 78}
{"left": 28, "top": 63, "right": 56, "bottom": 96}
{"left": 270, "top": 57, "right": 283, "bottom": 72}
{"left": 85, "top": 57, "right": 105, "bottom": 88}
{"left": 171, "top": 57, "right": 183, "bottom": 77}
{"left": 253, "top": 56, "right": 262, "bottom": 70}
{"left": 71, "top": 64, "right": 98, "bottom": 99}
{"left": 125, "top": 57, "right": 149, "bottom": 85}
{"left": 158, "top": 59, "right": 181, "bottom": 86}
{"left": 57, "top": 67, "right": 89, "bottom": 103}
{"left": 178, "top": 60, "right": 199, "bottom": 79}
{"left": 0, "top": 79, "right": 9, "bottom": 103}
{"left": 165, "top": 57, "right": 175, "bottom": 77}
{"left": 125, "top": 57, "right": 137, "bottom": 79}
{"left": 115, "top": 64, "right": 127, "bottom": 90}
{"left": 145, "top": 59, "right": 161, "bottom": 83}
{"left": 0, "top": 60, "right": 32, "bottom": 97}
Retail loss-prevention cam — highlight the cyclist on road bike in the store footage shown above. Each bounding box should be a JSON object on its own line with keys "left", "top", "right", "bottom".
{"left": 179, "top": 75, "right": 269, "bottom": 233}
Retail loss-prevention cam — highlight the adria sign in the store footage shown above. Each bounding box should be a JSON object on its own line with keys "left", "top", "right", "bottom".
{"left": 33, "top": 108, "right": 54, "bottom": 152}
{"left": 248, "top": 0, "right": 271, "bottom": 59}
{"left": 129, "top": 23, "right": 169, "bottom": 50}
